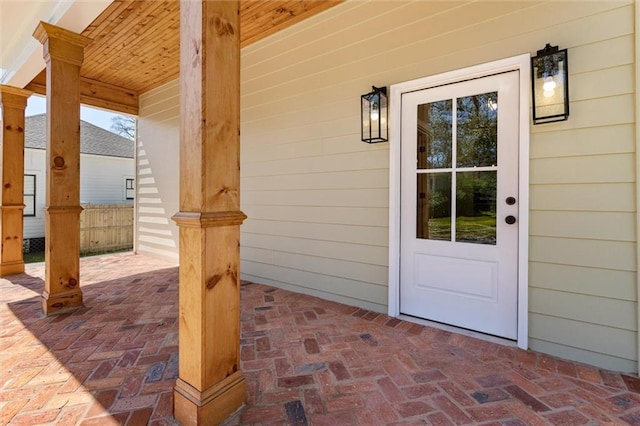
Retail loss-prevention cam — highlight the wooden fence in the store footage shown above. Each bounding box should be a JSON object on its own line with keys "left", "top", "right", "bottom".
{"left": 80, "top": 203, "right": 133, "bottom": 254}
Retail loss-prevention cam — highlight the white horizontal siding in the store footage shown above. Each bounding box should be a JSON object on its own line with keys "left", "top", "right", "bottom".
{"left": 242, "top": 169, "right": 388, "bottom": 191}
{"left": 530, "top": 152, "right": 635, "bottom": 185}
{"left": 530, "top": 337, "right": 636, "bottom": 373}
{"left": 529, "top": 313, "right": 636, "bottom": 371}
{"left": 530, "top": 237, "right": 635, "bottom": 272}
{"left": 241, "top": 261, "right": 388, "bottom": 313}
{"left": 530, "top": 211, "right": 635, "bottom": 242}
{"left": 530, "top": 183, "right": 635, "bottom": 212}
{"left": 242, "top": 219, "right": 387, "bottom": 247}
{"left": 243, "top": 205, "right": 388, "bottom": 228}
{"left": 243, "top": 246, "right": 387, "bottom": 286}
{"left": 530, "top": 124, "right": 635, "bottom": 159}
{"left": 135, "top": 80, "right": 180, "bottom": 262}
{"left": 529, "top": 262, "right": 636, "bottom": 301}
{"left": 244, "top": 188, "right": 388, "bottom": 208}
{"left": 242, "top": 148, "right": 389, "bottom": 177}
{"left": 241, "top": 233, "right": 387, "bottom": 267}
{"left": 523, "top": 2, "right": 637, "bottom": 371}
{"left": 530, "top": 288, "right": 636, "bottom": 331}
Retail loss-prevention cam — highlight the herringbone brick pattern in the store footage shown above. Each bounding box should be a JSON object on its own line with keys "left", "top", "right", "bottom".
{"left": 2, "top": 253, "right": 640, "bottom": 425}
{"left": 1, "top": 254, "right": 179, "bottom": 426}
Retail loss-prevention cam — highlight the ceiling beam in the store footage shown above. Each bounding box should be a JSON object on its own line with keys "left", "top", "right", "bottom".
{"left": 24, "top": 69, "right": 138, "bottom": 115}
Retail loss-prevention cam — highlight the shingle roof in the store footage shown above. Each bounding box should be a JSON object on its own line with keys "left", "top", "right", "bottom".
{"left": 23, "top": 114, "right": 134, "bottom": 159}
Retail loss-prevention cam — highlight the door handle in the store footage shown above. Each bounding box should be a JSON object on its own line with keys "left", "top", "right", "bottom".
{"left": 505, "top": 215, "right": 517, "bottom": 225}
{"left": 506, "top": 196, "right": 516, "bottom": 205}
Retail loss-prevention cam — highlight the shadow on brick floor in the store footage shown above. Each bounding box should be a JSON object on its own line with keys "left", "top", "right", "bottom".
{"left": 4, "top": 253, "right": 640, "bottom": 425}
{"left": 2, "top": 255, "right": 179, "bottom": 425}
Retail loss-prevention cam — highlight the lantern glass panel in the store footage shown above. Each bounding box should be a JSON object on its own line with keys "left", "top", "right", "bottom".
{"left": 379, "top": 91, "right": 388, "bottom": 141}
{"left": 369, "top": 92, "right": 380, "bottom": 140}
{"left": 361, "top": 96, "right": 371, "bottom": 140}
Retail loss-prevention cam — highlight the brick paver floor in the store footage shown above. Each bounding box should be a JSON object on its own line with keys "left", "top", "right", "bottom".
{"left": 3, "top": 253, "right": 640, "bottom": 425}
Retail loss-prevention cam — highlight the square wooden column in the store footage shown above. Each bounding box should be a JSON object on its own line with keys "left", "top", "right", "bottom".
{"left": 172, "top": 1, "right": 246, "bottom": 424}
{"left": 0, "top": 86, "right": 32, "bottom": 276}
{"left": 33, "top": 22, "right": 91, "bottom": 315}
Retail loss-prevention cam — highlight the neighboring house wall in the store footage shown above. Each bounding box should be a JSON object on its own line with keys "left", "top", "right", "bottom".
{"left": 24, "top": 149, "right": 46, "bottom": 239}
{"left": 136, "top": 1, "right": 638, "bottom": 372}
{"left": 24, "top": 149, "right": 135, "bottom": 239}
{"left": 81, "top": 154, "right": 135, "bottom": 204}
{"left": 23, "top": 115, "right": 135, "bottom": 240}
{"left": 135, "top": 81, "right": 180, "bottom": 262}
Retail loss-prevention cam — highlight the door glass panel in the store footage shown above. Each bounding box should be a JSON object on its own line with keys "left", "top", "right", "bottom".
{"left": 457, "top": 92, "right": 498, "bottom": 168}
{"left": 417, "top": 173, "right": 451, "bottom": 240}
{"left": 417, "top": 100, "right": 452, "bottom": 169}
{"left": 456, "top": 171, "right": 496, "bottom": 245}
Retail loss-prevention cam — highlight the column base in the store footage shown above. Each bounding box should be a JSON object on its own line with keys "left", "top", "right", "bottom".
{"left": 42, "top": 289, "right": 83, "bottom": 316}
{"left": 0, "top": 260, "right": 24, "bottom": 277}
{"left": 174, "top": 371, "right": 246, "bottom": 425}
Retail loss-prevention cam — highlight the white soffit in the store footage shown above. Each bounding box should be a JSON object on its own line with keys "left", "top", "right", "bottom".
{"left": 0, "top": 0, "right": 111, "bottom": 88}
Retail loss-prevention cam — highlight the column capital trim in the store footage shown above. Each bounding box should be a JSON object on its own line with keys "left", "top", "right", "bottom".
{"left": 33, "top": 21, "right": 92, "bottom": 48}
{"left": 172, "top": 211, "right": 247, "bottom": 228}
{"left": 0, "top": 85, "right": 32, "bottom": 109}
{"left": 33, "top": 21, "right": 92, "bottom": 66}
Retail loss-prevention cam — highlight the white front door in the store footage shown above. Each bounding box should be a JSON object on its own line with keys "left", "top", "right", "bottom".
{"left": 400, "top": 71, "right": 520, "bottom": 339}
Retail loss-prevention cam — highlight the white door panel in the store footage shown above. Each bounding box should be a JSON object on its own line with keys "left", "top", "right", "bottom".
{"left": 400, "top": 71, "right": 519, "bottom": 339}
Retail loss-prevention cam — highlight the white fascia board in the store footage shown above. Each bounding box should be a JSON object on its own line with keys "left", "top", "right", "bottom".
{"left": 0, "top": 0, "right": 111, "bottom": 88}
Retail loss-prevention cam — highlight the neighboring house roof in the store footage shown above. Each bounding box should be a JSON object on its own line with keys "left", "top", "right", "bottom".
{"left": 23, "top": 114, "right": 134, "bottom": 159}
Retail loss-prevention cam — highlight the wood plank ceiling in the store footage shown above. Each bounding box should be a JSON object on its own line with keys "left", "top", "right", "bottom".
{"left": 25, "top": 0, "right": 342, "bottom": 114}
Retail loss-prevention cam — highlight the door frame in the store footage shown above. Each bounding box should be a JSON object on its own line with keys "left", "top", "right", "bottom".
{"left": 388, "top": 54, "right": 531, "bottom": 349}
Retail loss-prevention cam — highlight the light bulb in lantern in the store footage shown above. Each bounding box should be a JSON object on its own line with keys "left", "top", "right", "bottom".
{"left": 542, "top": 76, "right": 557, "bottom": 92}
{"left": 542, "top": 76, "right": 556, "bottom": 98}
{"left": 370, "top": 106, "right": 379, "bottom": 121}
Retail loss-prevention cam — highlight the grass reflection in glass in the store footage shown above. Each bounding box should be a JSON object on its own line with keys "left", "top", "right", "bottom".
{"left": 456, "top": 171, "right": 496, "bottom": 245}
{"left": 428, "top": 215, "right": 496, "bottom": 244}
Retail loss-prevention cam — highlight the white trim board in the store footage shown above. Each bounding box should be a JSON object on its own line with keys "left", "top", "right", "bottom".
{"left": 387, "top": 54, "right": 531, "bottom": 350}
{"left": 634, "top": 0, "right": 640, "bottom": 376}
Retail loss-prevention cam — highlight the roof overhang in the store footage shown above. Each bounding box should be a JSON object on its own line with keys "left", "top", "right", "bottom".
{"left": 1, "top": 0, "right": 111, "bottom": 88}
{"left": 1, "top": 0, "right": 343, "bottom": 115}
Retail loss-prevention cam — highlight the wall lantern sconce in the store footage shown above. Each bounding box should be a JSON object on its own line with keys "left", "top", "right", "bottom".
{"left": 531, "top": 43, "right": 569, "bottom": 124}
{"left": 361, "top": 86, "right": 388, "bottom": 143}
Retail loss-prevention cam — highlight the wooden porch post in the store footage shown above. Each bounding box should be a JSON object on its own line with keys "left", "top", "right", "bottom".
{"left": 0, "top": 86, "right": 32, "bottom": 276}
{"left": 172, "top": 1, "right": 246, "bottom": 424}
{"left": 33, "top": 22, "right": 91, "bottom": 315}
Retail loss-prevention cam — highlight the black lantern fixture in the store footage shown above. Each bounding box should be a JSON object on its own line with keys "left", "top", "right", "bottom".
{"left": 361, "top": 86, "right": 388, "bottom": 143}
{"left": 531, "top": 43, "right": 569, "bottom": 124}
